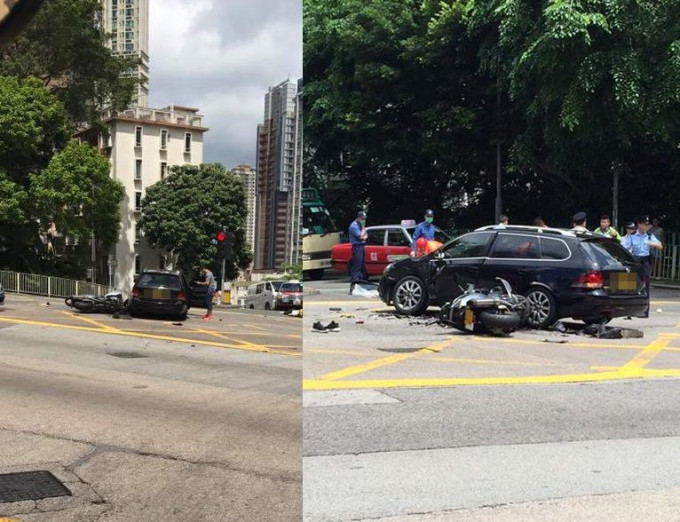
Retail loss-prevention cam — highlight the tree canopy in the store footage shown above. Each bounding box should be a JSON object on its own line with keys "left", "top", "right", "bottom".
{"left": 0, "top": 0, "right": 139, "bottom": 125}
{"left": 304, "top": 0, "right": 680, "bottom": 230}
{"left": 138, "top": 164, "right": 252, "bottom": 279}
{"left": 30, "top": 140, "right": 125, "bottom": 246}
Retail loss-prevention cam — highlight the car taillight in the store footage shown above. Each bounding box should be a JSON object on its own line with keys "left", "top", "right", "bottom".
{"left": 572, "top": 271, "right": 604, "bottom": 289}
{"left": 131, "top": 287, "right": 139, "bottom": 297}
{"left": 177, "top": 291, "right": 186, "bottom": 301}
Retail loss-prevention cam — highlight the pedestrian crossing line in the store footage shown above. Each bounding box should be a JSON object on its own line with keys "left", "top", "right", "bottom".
{"left": 316, "top": 338, "right": 454, "bottom": 382}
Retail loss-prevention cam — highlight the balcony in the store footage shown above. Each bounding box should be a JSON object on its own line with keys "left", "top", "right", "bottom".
{"left": 101, "top": 106, "right": 205, "bottom": 128}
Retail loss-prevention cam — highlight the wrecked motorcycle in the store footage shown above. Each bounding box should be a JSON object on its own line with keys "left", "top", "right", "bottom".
{"left": 439, "top": 278, "right": 529, "bottom": 335}
{"left": 64, "top": 291, "right": 127, "bottom": 314}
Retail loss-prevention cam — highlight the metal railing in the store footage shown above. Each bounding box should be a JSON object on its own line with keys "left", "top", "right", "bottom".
{"left": 0, "top": 270, "right": 112, "bottom": 298}
{"left": 651, "top": 244, "right": 680, "bottom": 282}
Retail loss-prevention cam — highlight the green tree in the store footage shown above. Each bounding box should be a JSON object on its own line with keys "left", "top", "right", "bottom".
{"left": 30, "top": 140, "right": 125, "bottom": 246}
{"left": 0, "top": 76, "right": 72, "bottom": 184}
{"left": 0, "top": 0, "right": 139, "bottom": 125}
{"left": 138, "top": 164, "right": 251, "bottom": 279}
{"left": 0, "top": 76, "right": 72, "bottom": 271}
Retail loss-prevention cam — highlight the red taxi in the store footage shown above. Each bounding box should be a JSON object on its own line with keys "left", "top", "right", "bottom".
{"left": 331, "top": 222, "right": 451, "bottom": 276}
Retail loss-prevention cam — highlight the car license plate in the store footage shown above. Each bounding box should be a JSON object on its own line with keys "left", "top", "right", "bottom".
{"left": 464, "top": 309, "right": 475, "bottom": 331}
{"left": 145, "top": 288, "right": 170, "bottom": 299}
{"left": 610, "top": 272, "right": 637, "bottom": 291}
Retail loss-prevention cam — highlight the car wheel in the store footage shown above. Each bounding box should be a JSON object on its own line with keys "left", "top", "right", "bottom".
{"left": 392, "top": 276, "right": 428, "bottom": 315}
{"left": 524, "top": 287, "right": 557, "bottom": 329}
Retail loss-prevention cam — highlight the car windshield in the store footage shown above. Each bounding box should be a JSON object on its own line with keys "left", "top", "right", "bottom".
{"left": 280, "top": 283, "right": 303, "bottom": 292}
{"left": 303, "top": 205, "right": 337, "bottom": 235}
{"left": 582, "top": 240, "right": 636, "bottom": 268}
{"left": 271, "top": 281, "right": 285, "bottom": 291}
{"left": 137, "top": 273, "right": 181, "bottom": 290}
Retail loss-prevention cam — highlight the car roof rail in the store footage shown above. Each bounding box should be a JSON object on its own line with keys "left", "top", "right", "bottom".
{"left": 474, "top": 225, "right": 579, "bottom": 237}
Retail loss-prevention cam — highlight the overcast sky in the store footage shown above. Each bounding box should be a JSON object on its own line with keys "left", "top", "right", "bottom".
{"left": 148, "top": 0, "right": 302, "bottom": 169}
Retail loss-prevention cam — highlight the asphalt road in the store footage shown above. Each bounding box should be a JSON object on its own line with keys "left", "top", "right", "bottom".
{"left": 304, "top": 272, "right": 680, "bottom": 521}
{"left": 0, "top": 294, "right": 301, "bottom": 521}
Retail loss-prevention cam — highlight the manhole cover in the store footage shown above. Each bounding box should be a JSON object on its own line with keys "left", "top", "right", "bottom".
{"left": 377, "top": 348, "right": 421, "bottom": 353}
{"left": 108, "top": 351, "right": 148, "bottom": 359}
{"left": 0, "top": 471, "right": 71, "bottom": 503}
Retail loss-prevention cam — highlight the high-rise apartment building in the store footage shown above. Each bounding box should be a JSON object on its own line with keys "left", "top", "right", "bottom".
{"left": 233, "top": 164, "right": 257, "bottom": 252}
{"left": 78, "top": 105, "right": 207, "bottom": 291}
{"left": 255, "top": 79, "right": 302, "bottom": 270}
{"left": 102, "top": 0, "right": 149, "bottom": 106}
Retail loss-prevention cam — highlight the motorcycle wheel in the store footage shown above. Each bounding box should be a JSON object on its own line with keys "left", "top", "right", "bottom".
{"left": 479, "top": 310, "right": 521, "bottom": 335}
{"left": 70, "top": 298, "right": 95, "bottom": 313}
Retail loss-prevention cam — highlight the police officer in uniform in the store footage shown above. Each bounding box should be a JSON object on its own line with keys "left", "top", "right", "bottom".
{"left": 348, "top": 210, "right": 368, "bottom": 294}
{"left": 630, "top": 215, "right": 663, "bottom": 318}
{"left": 571, "top": 212, "right": 588, "bottom": 232}
{"left": 410, "top": 209, "right": 436, "bottom": 257}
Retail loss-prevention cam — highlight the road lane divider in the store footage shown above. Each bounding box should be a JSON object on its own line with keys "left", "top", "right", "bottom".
{"left": 0, "top": 316, "right": 299, "bottom": 356}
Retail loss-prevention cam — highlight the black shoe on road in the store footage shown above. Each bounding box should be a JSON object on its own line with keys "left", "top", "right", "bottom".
{"left": 312, "top": 321, "right": 328, "bottom": 333}
{"left": 326, "top": 321, "right": 341, "bottom": 332}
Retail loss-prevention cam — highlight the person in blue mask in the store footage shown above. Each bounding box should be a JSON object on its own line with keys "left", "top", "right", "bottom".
{"left": 629, "top": 215, "right": 663, "bottom": 318}
{"left": 411, "top": 209, "right": 436, "bottom": 257}
{"left": 348, "top": 210, "right": 368, "bottom": 295}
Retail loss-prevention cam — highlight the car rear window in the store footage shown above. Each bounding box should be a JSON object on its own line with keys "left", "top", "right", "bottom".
{"left": 582, "top": 240, "right": 636, "bottom": 268}
{"left": 540, "top": 238, "right": 570, "bottom": 260}
{"left": 280, "top": 283, "right": 302, "bottom": 292}
{"left": 137, "top": 273, "right": 181, "bottom": 290}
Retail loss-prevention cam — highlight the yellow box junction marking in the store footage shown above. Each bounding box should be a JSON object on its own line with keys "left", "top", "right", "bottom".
{"left": 317, "top": 338, "right": 453, "bottom": 382}
{"left": 303, "top": 332, "right": 680, "bottom": 390}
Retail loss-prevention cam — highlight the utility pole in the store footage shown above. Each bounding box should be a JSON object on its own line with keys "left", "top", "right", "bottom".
{"left": 612, "top": 168, "right": 619, "bottom": 229}
{"left": 495, "top": 87, "right": 502, "bottom": 223}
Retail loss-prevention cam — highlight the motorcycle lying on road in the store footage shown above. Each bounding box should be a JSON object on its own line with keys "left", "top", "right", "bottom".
{"left": 64, "top": 291, "right": 127, "bottom": 314}
{"left": 439, "top": 277, "right": 529, "bottom": 336}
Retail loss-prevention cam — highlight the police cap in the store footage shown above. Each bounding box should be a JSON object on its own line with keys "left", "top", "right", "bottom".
{"left": 357, "top": 210, "right": 367, "bottom": 219}
{"left": 572, "top": 212, "right": 587, "bottom": 223}
{"left": 424, "top": 209, "right": 434, "bottom": 218}
{"left": 634, "top": 215, "right": 649, "bottom": 224}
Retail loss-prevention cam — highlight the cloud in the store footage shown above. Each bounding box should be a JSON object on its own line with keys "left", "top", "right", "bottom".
{"left": 148, "top": 0, "right": 302, "bottom": 168}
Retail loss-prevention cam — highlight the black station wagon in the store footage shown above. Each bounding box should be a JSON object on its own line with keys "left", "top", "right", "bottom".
{"left": 378, "top": 225, "right": 648, "bottom": 328}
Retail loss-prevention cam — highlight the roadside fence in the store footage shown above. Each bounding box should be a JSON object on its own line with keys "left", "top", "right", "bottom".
{"left": 0, "top": 270, "right": 112, "bottom": 298}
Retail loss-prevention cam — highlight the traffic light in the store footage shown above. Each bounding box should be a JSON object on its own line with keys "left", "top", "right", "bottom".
{"left": 215, "top": 230, "right": 233, "bottom": 259}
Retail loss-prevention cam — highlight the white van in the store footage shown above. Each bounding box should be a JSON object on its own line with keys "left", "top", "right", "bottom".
{"left": 244, "top": 280, "right": 286, "bottom": 310}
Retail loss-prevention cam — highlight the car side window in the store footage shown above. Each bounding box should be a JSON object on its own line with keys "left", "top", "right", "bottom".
{"left": 442, "top": 233, "right": 492, "bottom": 259}
{"left": 490, "top": 234, "right": 539, "bottom": 259}
{"left": 540, "top": 238, "right": 570, "bottom": 260}
{"left": 366, "top": 229, "right": 385, "bottom": 246}
{"left": 256, "top": 284, "right": 263, "bottom": 295}
{"left": 387, "top": 229, "right": 411, "bottom": 247}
